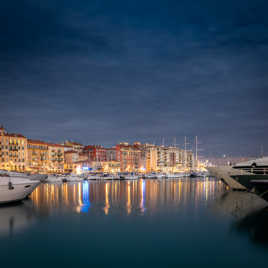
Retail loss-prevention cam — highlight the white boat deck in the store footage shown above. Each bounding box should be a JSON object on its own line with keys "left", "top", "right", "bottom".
{"left": 0, "top": 177, "right": 39, "bottom": 185}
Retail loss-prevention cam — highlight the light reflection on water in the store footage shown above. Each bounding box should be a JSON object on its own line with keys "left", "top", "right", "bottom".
{"left": 30, "top": 178, "right": 224, "bottom": 215}
{"left": 1, "top": 178, "right": 267, "bottom": 268}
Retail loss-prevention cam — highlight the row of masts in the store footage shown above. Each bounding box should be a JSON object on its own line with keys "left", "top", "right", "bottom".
{"left": 162, "top": 136, "right": 201, "bottom": 169}
{"left": 95, "top": 136, "right": 201, "bottom": 169}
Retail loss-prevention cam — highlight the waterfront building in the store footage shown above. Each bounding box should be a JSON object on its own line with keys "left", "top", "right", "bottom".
{"left": 131, "top": 143, "right": 157, "bottom": 173}
{"left": 102, "top": 147, "right": 120, "bottom": 173}
{"left": 0, "top": 124, "right": 194, "bottom": 174}
{"left": 156, "top": 146, "right": 173, "bottom": 172}
{"left": 116, "top": 143, "right": 142, "bottom": 172}
{"left": 47, "top": 143, "right": 65, "bottom": 173}
{"left": 106, "top": 147, "right": 117, "bottom": 161}
{"left": 83, "top": 145, "right": 107, "bottom": 162}
{"left": 155, "top": 145, "right": 192, "bottom": 173}
{"left": 64, "top": 150, "right": 79, "bottom": 173}
{"left": 101, "top": 161, "right": 121, "bottom": 173}
{"left": 145, "top": 145, "right": 158, "bottom": 172}
{"left": 186, "top": 150, "right": 194, "bottom": 169}
{"left": 0, "top": 126, "right": 27, "bottom": 172}
{"left": 63, "top": 140, "right": 84, "bottom": 153}
{"left": 27, "top": 139, "right": 49, "bottom": 173}
{"left": 72, "top": 145, "right": 114, "bottom": 172}
{"left": 73, "top": 160, "right": 92, "bottom": 174}
{"left": 62, "top": 145, "right": 73, "bottom": 152}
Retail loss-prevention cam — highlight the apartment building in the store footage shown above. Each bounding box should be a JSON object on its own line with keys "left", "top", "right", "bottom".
{"left": 0, "top": 126, "right": 27, "bottom": 172}
{"left": 27, "top": 139, "right": 49, "bottom": 173}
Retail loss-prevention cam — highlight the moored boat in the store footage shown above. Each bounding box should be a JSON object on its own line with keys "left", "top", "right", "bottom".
{"left": 233, "top": 157, "right": 268, "bottom": 175}
{"left": 189, "top": 171, "right": 208, "bottom": 178}
{"left": 165, "top": 173, "right": 187, "bottom": 178}
{"left": 0, "top": 177, "right": 40, "bottom": 204}
{"left": 119, "top": 172, "right": 139, "bottom": 180}
{"left": 144, "top": 173, "right": 158, "bottom": 179}
{"left": 0, "top": 170, "right": 48, "bottom": 182}
{"left": 208, "top": 158, "right": 268, "bottom": 201}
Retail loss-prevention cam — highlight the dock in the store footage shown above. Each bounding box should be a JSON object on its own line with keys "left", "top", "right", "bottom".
{"left": 208, "top": 166, "right": 247, "bottom": 190}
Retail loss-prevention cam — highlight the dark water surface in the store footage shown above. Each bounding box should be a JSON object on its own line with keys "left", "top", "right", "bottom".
{"left": 0, "top": 178, "right": 267, "bottom": 268}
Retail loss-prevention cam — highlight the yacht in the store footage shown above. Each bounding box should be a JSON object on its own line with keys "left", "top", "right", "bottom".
{"left": 63, "top": 174, "right": 85, "bottom": 182}
{"left": 233, "top": 157, "right": 268, "bottom": 175}
{"left": 156, "top": 173, "right": 166, "bottom": 179}
{"left": 189, "top": 171, "right": 208, "bottom": 178}
{"left": 0, "top": 170, "right": 48, "bottom": 182}
{"left": 145, "top": 173, "right": 158, "bottom": 179}
{"left": 0, "top": 176, "right": 40, "bottom": 204}
{"left": 85, "top": 173, "right": 120, "bottom": 181}
{"left": 122, "top": 173, "right": 139, "bottom": 180}
{"left": 165, "top": 173, "right": 187, "bottom": 178}
{"left": 208, "top": 157, "right": 268, "bottom": 201}
{"left": 97, "top": 173, "right": 120, "bottom": 180}
{"left": 46, "top": 174, "right": 66, "bottom": 183}
{"left": 118, "top": 172, "right": 139, "bottom": 180}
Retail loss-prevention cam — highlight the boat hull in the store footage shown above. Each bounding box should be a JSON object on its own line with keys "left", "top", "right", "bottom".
{"left": 231, "top": 174, "right": 268, "bottom": 189}
{"left": 0, "top": 181, "right": 40, "bottom": 205}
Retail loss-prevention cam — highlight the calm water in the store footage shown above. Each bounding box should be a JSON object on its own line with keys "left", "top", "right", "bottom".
{"left": 0, "top": 178, "right": 267, "bottom": 268}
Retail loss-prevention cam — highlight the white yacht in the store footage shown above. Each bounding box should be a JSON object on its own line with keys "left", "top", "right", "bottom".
{"left": 165, "top": 173, "right": 186, "bottom": 178}
{"left": 156, "top": 173, "right": 166, "bottom": 179}
{"left": 144, "top": 173, "right": 158, "bottom": 179}
{"left": 46, "top": 175, "right": 65, "bottom": 183}
{"left": 46, "top": 174, "right": 83, "bottom": 183}
{"left": 63, "top": 174, "right": 85, "bottom": 182}
{"left": 0, "top": 176, "right": 40, "bottom": 204}
{"left": 123, "top": 173, "right": 139, "bottom": 180}
{"left": 233, "top": 157, "right": 268, "bottom": 175}
{"left": 0, "top": 170, "right": 48, "bottom": 182}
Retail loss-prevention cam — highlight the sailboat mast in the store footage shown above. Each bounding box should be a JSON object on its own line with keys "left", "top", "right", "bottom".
{"left": 184, "top": 136, "right": 187, "bottom": 168}
{"left": 195, "top": 136, "right": 198, "bottom": 169}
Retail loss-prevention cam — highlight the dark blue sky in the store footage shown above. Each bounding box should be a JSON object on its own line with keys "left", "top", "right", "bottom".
{"left": 1, "top": 0, "right": 267, "bottom": 157}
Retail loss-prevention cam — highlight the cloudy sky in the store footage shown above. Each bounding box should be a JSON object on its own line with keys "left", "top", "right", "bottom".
{"left": 0, "top": 0, "right": 267, "bottom": 157}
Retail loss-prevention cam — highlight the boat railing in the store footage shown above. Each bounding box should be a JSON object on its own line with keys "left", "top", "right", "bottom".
{"left": 240, "top": 167, "right": 268, "bottom": 175}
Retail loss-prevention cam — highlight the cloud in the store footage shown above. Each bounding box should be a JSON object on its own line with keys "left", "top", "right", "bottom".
{"left": 1, "top": 0, "right": 268, "bottom": 156}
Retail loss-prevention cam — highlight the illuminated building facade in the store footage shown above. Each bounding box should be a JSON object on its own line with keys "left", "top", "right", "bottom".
{"left": 64, "top": 150, "right": 79, "bottom": 173}
{"left": 105, "top": 147, "right": 117, "bottom": 161}
{"left": 0, "top": 126, "right": 27, "bottom": 171}
{"left": 116, "top": 143, "right": 142, "bottom": 172}
{"left": 83, "top": 145, "right": 107, "bottom": 162}
{"left": 27, "top": 139, "right": 49, "bottom": 173}
{"left": 144, "top": 145, "right": 158, "bottom": 172}
{"left": 63, "top": 140, "right": 84, "bottom": 153}
{"left": 156, "top": 145, "right": 193, "bottom": 172}
{"left": 101, "top": 161, "right": 120, "bottom": 173}
{"left": 0, "top": 125, "right": 194, "bottom": 174}
{"left": 47, "top": 144, "right": 65, "bottom": 173}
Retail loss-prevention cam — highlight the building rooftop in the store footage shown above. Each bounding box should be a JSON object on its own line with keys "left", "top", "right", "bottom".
{"left": 4, "top": 133, "right": 26, "bottom": 138}
{"left": 64, "top": 141, "right": 83, "bottom": 146}
{"left": 28, "top": 139, "right": 65, "bottom": 148}
{"left": 64, "top": 150, "right": 78, "bottom": 154}
{"left": 28, "top": 139, "right": 49, "bottom": 145}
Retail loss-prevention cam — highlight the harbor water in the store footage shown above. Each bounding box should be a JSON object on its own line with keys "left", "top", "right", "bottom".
{"left": 0, "top": 177, "right": 267, "bottom": 267}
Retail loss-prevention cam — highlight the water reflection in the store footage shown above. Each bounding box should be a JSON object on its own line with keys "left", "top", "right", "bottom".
{"left": 234, "top": 207, "right": 268, "bottom": 247}
{"left": 214, "top": 191, "right": 268, "bottom": 247}
{"left": 1, "top": 178, "right": 267, "bottom": 268}
{"left": 30, "top": 178, "right": 225, "bottom": 216}
{"left": 0, "top": 200, "right": 37, "bottom": 238}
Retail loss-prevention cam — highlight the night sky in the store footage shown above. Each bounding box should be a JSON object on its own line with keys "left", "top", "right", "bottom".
{"left": 1, "top": 0, "right": 267, "bottom": 157}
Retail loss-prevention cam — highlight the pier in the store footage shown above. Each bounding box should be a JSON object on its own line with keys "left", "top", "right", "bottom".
{"left": 208, "top": 166, "right": 247, "bottom": 190}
